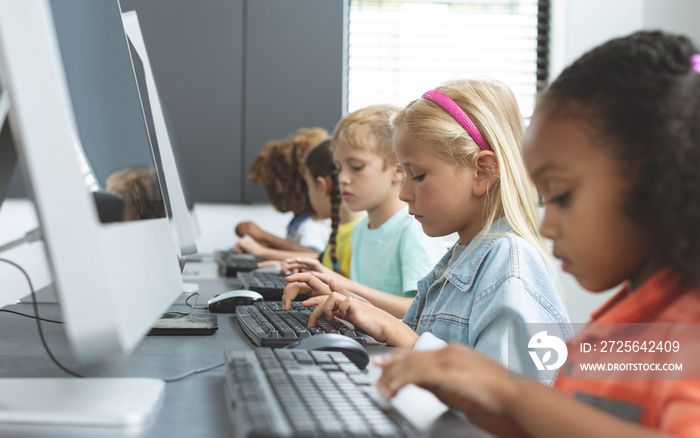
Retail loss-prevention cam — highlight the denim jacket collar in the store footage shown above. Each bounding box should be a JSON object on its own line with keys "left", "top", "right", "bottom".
{"left": 424, "top": 217, "right": 513, "bottom": 293}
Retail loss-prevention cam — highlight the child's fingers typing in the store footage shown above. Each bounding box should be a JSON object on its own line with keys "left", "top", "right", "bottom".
{"left": 376, "top": 344, "right": 512, "bottom": 414}
{"left": 282, "top": 273, "right": 332, "bottom": 310}
{"left": 283, "top": 257, "right": 324, "bottom": 273}
{"left": 307, "top": 292, "right": 346, "bottom": 327}
{"left": 256, "top": 260, "right": 282, "bottom": 270}
{"left": 284, "top": 272, "right": 330, "bottom": 293}
{"left": 374, "top": 349, "right": 420, "bottom": 398}
{"left": 281, "top": 281, "right": 311, "bottom": 311}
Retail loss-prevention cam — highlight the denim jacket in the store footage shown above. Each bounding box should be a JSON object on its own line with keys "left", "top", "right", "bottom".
{"left": 403, "top": 218, "right": 573, "bottom": 383}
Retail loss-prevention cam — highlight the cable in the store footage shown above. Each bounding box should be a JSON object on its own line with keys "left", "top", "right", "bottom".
{"left": 0, "top": 257, "right": 83, "bottom": 377}
{"left": 162, "top": 362, "right": 225, "bottom": 383}
{"left": 185, "top": 290, "right": 208, "bottom": 310}
{"left": 0, "top": 228, "right": 42, "bottom": 253}
{"left": 162, "top": 291, "right": 205, "bottom": 316}
{"left": 0, "top": 259, "right": 224, "bottom": 383}
{"left": 0, "top": 309, "right": 63, "bottom": 324}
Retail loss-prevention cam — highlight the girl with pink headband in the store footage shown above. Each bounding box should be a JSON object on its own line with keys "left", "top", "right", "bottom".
{"left": 284, "top": 78, "right": 571, "bottom": 383}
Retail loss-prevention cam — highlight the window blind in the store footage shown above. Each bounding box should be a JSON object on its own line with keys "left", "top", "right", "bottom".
{"left": 347, "top": 0, "right": 550, "bottom": 119}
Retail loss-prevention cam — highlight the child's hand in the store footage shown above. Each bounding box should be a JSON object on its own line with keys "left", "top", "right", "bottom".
{"left": 374, "top": 344, "right": 515, "bottom": 415}
{"left": 283, "top": 257, "right": 350, "bottom": 288}
{"left": 282, "top": 257, "right": 327, "bottom": 274}
{"left": 234, "top": 236, "right": 266, "bottom": 257}
{"left": 256, "top": 260, "right": 283, "bottom": 270}
{"left": 282, "top": 272, "right": 332, "bottom": 310}
{"left": 234, "top": 221, "right": 263, "bottom": 240}
{"left": 305, "top": 281, "right": 418, "bottom": 347}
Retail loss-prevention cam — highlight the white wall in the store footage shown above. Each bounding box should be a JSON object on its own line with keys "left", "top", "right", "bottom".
{"left": 550, "top": 0, "right": 644, "bottom": 80}
{"left": 551, "top": 0, "right": 700, "bottom": 80}
{"left": 548, "top": 0, "right": 699, "bottom": 324}
{"left": 643, "top": 0, "right": 700, "bottom": 45}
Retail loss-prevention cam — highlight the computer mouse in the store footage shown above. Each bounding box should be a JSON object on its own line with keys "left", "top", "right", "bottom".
{"left": 207, "top": 290, "right": 263, "bottom": 313}
{"left": 287, "top": 333, "right": 370, "bottom": 370}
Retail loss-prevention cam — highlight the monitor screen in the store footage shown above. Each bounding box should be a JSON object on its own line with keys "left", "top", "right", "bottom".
{"left": 122, "top": 10, "right": 198, "bottom": 257}
{"left": 0, "top": 0, "right": 190, "bottom": 425}
{"left": 49, "top": 0, "right": 167, "bottom": 225}
{"left": 0, "top": 0, "right": 184, "bottom": 358}
{"left": 0, "top": 91, "right": 15, "bottom": 212}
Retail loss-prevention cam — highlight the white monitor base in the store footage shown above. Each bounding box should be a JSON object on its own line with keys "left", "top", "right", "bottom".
{"left": 0, "top": 378, "right": 164, "bottom": 427}
{"left": 183, "top": 282, "right": 199, "bottom": 293}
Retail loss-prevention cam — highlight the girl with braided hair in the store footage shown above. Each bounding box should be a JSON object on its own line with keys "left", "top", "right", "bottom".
{"left": 302, "top": 139, "right": 365, "bottom": 277}
{"left": 234, "top": 127, "right": 332, "bottom": 260}
{"left": 256, "top": 138, "right": 366, "bottom": 275}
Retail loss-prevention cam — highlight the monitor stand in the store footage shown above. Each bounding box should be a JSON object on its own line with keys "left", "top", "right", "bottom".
{"left": 0, "top": 377, "right": 164, "bottom": 426}
{"left": 0, "top": 91, "right": 8, "bottom": 130}
{"left": 16, "top": 284, "right": 59, "bottom": 304}
{"left": 183, "top": 282, "right": 199, "bottom": 293}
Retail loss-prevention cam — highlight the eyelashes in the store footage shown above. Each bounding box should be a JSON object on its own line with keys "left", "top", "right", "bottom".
{"left": 547, "top": 192, "right": 570, "bottom": 207}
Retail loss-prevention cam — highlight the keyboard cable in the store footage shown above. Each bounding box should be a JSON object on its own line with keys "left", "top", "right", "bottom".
{"left": 0, "top": 257, "right": 224, "bottom": 383}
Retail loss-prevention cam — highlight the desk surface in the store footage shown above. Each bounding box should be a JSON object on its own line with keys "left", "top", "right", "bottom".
{"left": 0, "top": 259, "right": 490, "bottom": 438}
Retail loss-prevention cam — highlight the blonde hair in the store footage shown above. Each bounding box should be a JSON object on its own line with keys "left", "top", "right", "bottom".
{"left": 392, "top": 79, "right": 558, "bottom": 289}
{"left": 331, "top": 104, "right": 401, "bottom": 168}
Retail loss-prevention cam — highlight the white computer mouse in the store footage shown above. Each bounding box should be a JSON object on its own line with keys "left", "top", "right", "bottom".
{"left": 207, "top": 290, "right": 263, "bottom": 313}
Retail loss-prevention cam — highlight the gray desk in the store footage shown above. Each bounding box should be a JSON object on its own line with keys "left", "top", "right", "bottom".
{"left": 0, "top": 260, "right": 487, "bottom": 437}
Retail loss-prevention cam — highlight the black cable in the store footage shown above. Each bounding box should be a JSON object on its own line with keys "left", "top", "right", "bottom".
{"left": 163, "top": 291, "right": 205, "bottom": 316}
{"left": 185, "top": 290, "right": 208, "bottom": 310}
{"left": 0, "top": 259, "right": 224, "bottom": 383}
{"left": 0, "top": 308, "right": 63, "bottom": 324}
{"left": 0, "top": 257, "right": 83, "bottom": 378}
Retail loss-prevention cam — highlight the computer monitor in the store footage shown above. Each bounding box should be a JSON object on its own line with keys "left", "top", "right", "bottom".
{"left": 0, "top": 0, "right": 184, "bottom": 425}
{"left": 121, "top": 10, "right": 198, "bottom": 259}
{"left": 0, "top": 88, "right": 14, "bottom": 211}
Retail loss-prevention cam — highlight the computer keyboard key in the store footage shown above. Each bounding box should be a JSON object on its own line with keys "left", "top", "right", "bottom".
{"left": 236, "top": 302, "right": 368, "bottom": 348}
{"left": 224, "top": 349, "right": 427, "bottom": 438}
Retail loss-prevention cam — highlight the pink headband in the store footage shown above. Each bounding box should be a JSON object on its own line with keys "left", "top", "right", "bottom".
{"left": 422, "top": 89, "right": 491, "bottom": 151}
{"left": 691, "top": 54, "right": 700, "bottom": 74}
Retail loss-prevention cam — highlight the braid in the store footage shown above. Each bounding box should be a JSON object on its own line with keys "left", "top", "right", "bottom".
{"left": 305, "top": 138, "right": 345, "bottom": 272}
{"left": 328, "top": 170, "right": 341, "bottom": 272}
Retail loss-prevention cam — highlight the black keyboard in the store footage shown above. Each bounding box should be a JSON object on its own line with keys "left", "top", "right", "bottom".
{"left": 237, "top": 271, "right": 289, "bottom": 299}
{"left": 224, "top": 348, "right": 426, "bottom": 438}
{"left": 216, "top": 252, "right": 261, "bottom": 276}
{"left": 236, "top": 301, "right": 367, "bottom": 347}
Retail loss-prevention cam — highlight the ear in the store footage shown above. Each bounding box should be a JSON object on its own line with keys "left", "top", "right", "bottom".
{"left": 391, "top": 160, "right": 406, "bottom": 184}
{"left": 472, "top": 151, "right": 499, "bottom": 197}
{"left": 317, "top": 175, "right": 332, "bottom": 197}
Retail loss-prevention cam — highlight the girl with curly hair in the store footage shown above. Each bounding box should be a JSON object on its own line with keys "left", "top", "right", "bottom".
{"left": 234, "top": 127, "right": 332, "bottom": 260}
{"left": 376, "top": 30, "right": 700, "bottom": 438}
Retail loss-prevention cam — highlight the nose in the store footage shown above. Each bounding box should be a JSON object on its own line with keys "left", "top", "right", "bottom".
{"left": 337, "top": 167, "right": 350, "bottom": 186}
{"left": 398, "top": 178, "right": 412, "bottom": 203}
{"left": 538, "top": 205, "right": 558, "bottom": 240}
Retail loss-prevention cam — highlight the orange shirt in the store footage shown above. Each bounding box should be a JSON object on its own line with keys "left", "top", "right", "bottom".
{"left": 554, "top": 269, "right": 700, "bottom": 437}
